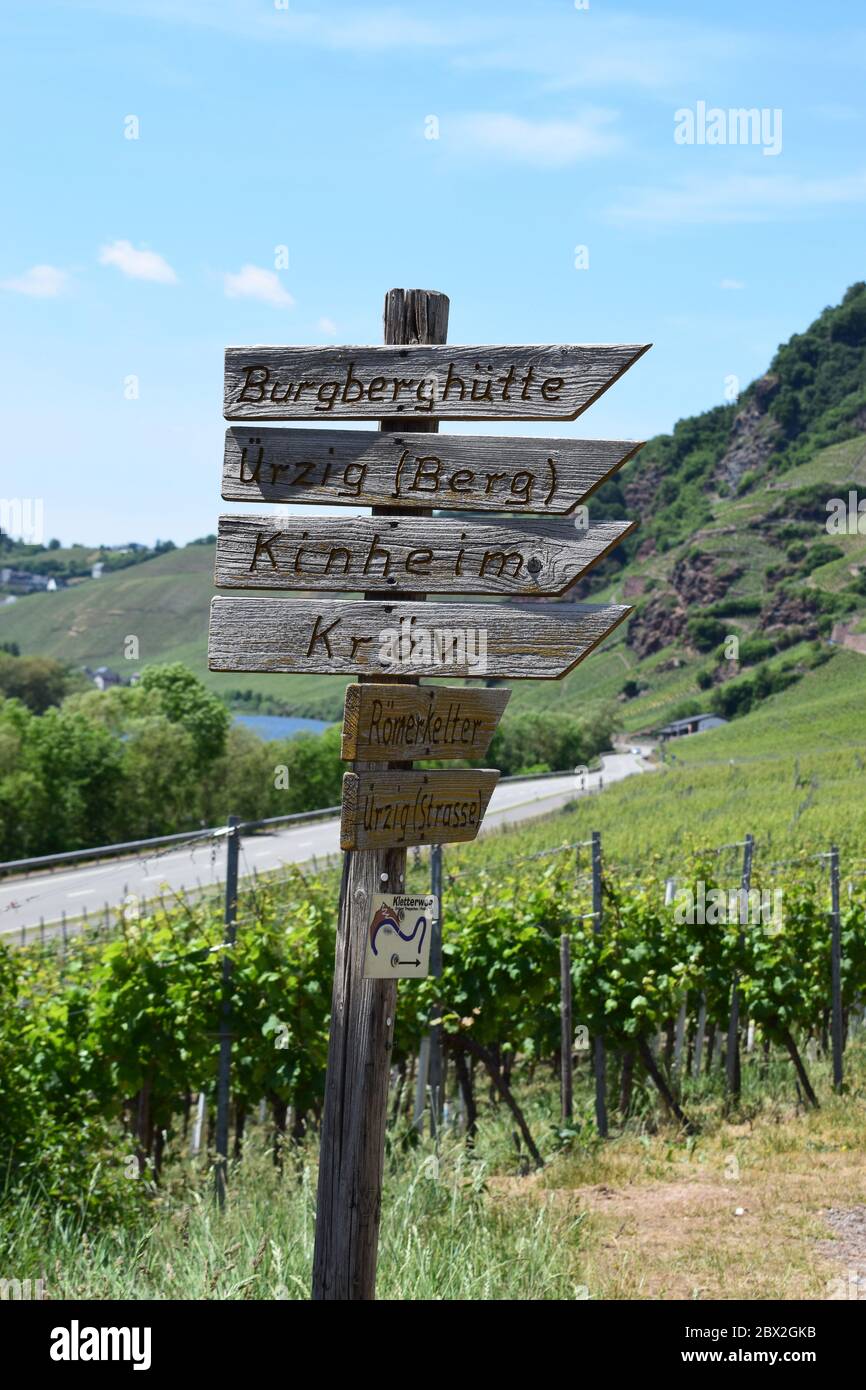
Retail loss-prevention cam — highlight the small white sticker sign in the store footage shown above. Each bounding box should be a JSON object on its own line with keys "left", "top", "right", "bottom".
{"left": 363, "top": 893, "right": 438, "bottom": 979}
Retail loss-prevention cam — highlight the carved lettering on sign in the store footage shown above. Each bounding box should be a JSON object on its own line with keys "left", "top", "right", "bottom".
{"left": 224, "top": 345, "right": 651, "bottom": 422}
{"left": 214, "top": 514, "right": 634, "bottom": 597}
{"left": 236, "top": 360, "right": 559, "bottom": 413}
{"left": 341, "top": 684, "right": 510, "bottom": 761}
{"left": 340, "top": 769, "right": 500, "bottom": 850}
{"left": 223, "top": 428, "right": 643, "bottom": 515}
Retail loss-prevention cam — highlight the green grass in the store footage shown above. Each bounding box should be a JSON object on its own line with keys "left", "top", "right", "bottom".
{"left": 4, "top": 1038, "right": 864, "bottom": 1301}
{"left": 0, "top": 1111, "right": 585, "bottom": 1301}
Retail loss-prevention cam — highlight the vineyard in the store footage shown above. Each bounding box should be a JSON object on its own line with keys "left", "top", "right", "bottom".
{"left": 3, "top": 820, "right": 865, "bottom": 1300}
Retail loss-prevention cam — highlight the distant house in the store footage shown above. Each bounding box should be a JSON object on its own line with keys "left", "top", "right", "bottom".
{"left": 830, "top": 621, "right": 866, "bottom": 656}
{"left": 0, "top": 567, "right": 61, "bottom": 594}
{"left": 91, "top": 562, "right": 105, "bottom": 579}
{"left": 85, "top": 665, "right": 125, "bottom": 691}
{"left": 658, "top": 713, "right": 728, "bottom": 741}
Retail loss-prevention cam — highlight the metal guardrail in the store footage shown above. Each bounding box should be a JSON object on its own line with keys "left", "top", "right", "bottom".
{"left": 0, "top": 765, "right": 596, "bottom": 880}
{"left": 0, "top": 804, "right": 342, "bottom": 878}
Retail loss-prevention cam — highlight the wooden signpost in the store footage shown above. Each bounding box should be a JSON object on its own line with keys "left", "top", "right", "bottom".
{"left": 223, "top": 425, "right": 643, "bottom": 515}
{"left": 340, "top": 768, "right": 500, "bottom": 851}
{"left": 208, "top": 596, "right": 631, "bottom": 678}
{"left": 224, "top": 343, "right": 649, "bottom": 422}
{"left": 207, "top": 286, "right": 649, "bottom": 1301}
{"left": 214, "top": 513, "right": 634, "bottom": 597}
{"left": 340, "top": 684, "right": 510, "bottom": 762}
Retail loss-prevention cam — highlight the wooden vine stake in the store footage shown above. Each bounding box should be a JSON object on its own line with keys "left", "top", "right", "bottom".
{"left": 311, "top": 289, "right": 449, "bottom": 1300}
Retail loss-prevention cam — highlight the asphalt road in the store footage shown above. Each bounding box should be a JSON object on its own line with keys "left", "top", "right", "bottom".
{"left": 0, "top": 752, "right": 648, "bottom": 939}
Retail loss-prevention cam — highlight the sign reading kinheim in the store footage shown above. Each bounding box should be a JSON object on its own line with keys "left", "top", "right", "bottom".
{"left": 214, "top": 513, "right": 634, "bottom": 597}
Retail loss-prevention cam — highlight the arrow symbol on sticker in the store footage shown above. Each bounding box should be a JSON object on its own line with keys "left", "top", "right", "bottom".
{"left": 391, "top": 954, "right": 420, "bottom": 968}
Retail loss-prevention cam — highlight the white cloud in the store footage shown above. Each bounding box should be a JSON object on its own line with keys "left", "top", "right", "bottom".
{"left": 810, "top": 102, "right": 861, "bottom": 122}
{"left": 223, "top": 264, "right": 295, "bottom": 308}
{"left": 607, "top": 171, "right": 866, "bottom": 225}
{"left": 720, "top": 278, "right": 745, "bottom": 290}
{"left": 71, "top": 2, "right": 491, "bottom": 52}
{"left": 1, "top": 264, "right": 68, "bottom": 297}
{"left": 70, "top": 4, "right": 753, "bottom": 94}
{"left": 99, "top": 240, "right": 178, "bottom": 283}
{"left": 451, "top": 17, "right": 749, "bottom": 95}
{"left": 317, "top": 316, "right": 338, "bottom": 335}
{"left": 449, "top": 110, "right": 621, "bottom": 167}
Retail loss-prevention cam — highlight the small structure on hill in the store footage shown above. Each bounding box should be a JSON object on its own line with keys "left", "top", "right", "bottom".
{"left": 657, "top": 713, "right": 727, "bottom": 741}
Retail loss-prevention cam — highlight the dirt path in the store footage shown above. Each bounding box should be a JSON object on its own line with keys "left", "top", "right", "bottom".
{"left": 490, "top": 1094, "right": 866, "bottom": 1300}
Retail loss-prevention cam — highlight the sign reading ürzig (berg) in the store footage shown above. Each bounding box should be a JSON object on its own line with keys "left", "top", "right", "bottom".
{"left": 222, "top": 426, "right": 643, "bottom": 515}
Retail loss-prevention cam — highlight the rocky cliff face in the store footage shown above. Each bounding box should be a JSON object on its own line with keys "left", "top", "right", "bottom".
{"left": 715, "top": 375, "right": 783, "bottom": 490}
{"left": 670, "top": 552, "right": 742, "bottom": 606}
{"left": 626, "top": 595, "right": 687, "bottom": 658}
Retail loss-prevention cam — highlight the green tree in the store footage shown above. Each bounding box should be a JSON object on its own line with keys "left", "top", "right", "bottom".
{"left": 0, "top": 652, "right": 72, "bottom": 713}
{"left": 138, "top": 665, "right": 229, "bottom": 768}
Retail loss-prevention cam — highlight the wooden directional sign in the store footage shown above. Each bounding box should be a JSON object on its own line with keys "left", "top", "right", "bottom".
{"left": 211, "top": 290, "right": 653, "bottom": 1304}
{"left": 341, "top": 684, "right": 510, "bottom": 762}
{"left": 223, "top": 426, "right": 643, "bottom": 516}
{"left": 340, "top": 768, "right": 499, "bottom": 850}
{"left": 214, "top": 514, "right": 635, "bottom": 598}
{"left": 209, "top": 597, "right": 630, "bottom": 680}
{"left": 224, "top": 344, "right": 650, "bottom": 422}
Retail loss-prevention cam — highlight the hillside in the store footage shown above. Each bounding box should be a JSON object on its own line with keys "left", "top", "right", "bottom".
{"left": 0, "top": 542, "right": 346, "bottom": 717}
{"left": 449, "top": 648, "right": 866, "bottom": 877}
{"left": 1, "top": 283, "right": 864, "bottom": 731}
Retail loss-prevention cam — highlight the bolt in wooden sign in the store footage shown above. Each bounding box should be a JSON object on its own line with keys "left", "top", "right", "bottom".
{"left": 207, "top": 287, "right": 649, "bottom": 1302}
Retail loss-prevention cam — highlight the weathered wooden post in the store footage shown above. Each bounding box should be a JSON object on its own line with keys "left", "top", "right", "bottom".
{"left": 428, "top": 841, "right": 444, "bottom": 1136}
{"left": 310, "top": 288, "right": 448, "bottom": 1297}
{"left": 190, "top": 1091, "right": 206, "bottom": 1160}
{"left": 214, "top": 814, "right": 240, "bottom": 1208}
{"left": 692, "top": 993, "right": 707, "bottom": 1079}
{"left": 726, "top": 833, "right": 754, "bottom": 1103}
{"left": 830, "top": 845, "right": 843, "bottom": 1092}
{"left": 673, "top": 996, "right": 687, "bottom": 1082}
{"left": 592, "top": 830, "right": 608, "bottom": 1137}
{"left": 560, "top": 932, "right": 573, "bottom": 1123}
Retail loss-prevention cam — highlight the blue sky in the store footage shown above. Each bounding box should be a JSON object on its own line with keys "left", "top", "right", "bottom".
{"left": 1, "top": 0, "right": 864, "bottom": 546}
